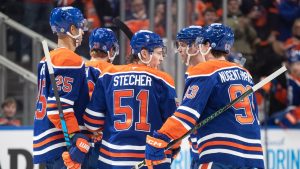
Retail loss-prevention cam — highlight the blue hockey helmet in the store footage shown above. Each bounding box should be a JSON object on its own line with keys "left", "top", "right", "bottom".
{"left": 176, "top": 25, "right": 203, "bottom": 46}
{"left": 89, "top": 28, "right": 119, "bottom": 52}
{"left": 196, "top": 23, "right": 234, "bottom": 54}
{"left": 130, "top": 30, "right": 165, "bottom": 54}
{"left": 50, "top": 6, "right": 88, "bottom": 34}
{"left": 286, "top": 45, "right": 300, "bottom": 64}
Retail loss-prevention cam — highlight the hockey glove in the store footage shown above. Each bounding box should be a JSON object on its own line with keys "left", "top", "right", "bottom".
{"left": 145, "top": 131, "right": 170, "bottom": 168}
{"left": 62, "top": 133, "right": 90, "bottom": 168}
{"left": 62, "top": 152, "right": 81, "bottom": 169}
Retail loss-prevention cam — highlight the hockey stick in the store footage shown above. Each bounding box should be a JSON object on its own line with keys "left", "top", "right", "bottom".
{"left": 133, "top": 65, "right": 287, "bottom": 169}
{"left": 113, "top": 18, "right": 134, "bottom": 40}
{"left": 42, "top": 40, "right": 71, "bottom": 149}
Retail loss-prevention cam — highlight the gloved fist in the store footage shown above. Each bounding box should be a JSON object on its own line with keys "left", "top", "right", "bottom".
{"left": 62, "top": 133, "right": 90, "bottom": 168}
{"left": 62, "top": 151, "right": 81, "bottom": 169}
{"left": 145, "top": 131, "right": 170, "bottom": 168}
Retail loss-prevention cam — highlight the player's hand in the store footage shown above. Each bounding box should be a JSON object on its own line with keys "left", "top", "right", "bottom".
{"left": 62, "top": 133, "right": 90, "bottom": 167}
{"left": 62, "top": 151, "right": 81, "bottom": 169}
{"left": 145, "top": 131, "right": 170, "bottom": 169}
{"left": 92, "top": 131, "right": 103, "bottom": 143}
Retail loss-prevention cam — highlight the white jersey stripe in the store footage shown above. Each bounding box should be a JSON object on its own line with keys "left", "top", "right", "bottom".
{"left": 33, "top": 142, "right": 66, "bottom": 155}
{"left": 177, "top": 106, "right": 200, "bottom": 118}
{"left": 85, "top": 108, "right": 105, "bottom": 117}
{"left": 197, "top": 133, "right": 262, "bottom": 145}
{"left": 199, "top": 149, "right": 264, "bottom": 160}
{"left": 47, "top": 108, "right": 74, "bottom": 115}
{"left": 48, "top": 97, "right": 74, "bottom": 105}
{"left": 33, "top": 128, "right": 60, "bottom": 141}
{"left": 98, "top": 156, "right": 171, "bottom": 166}
{"left": 102, "top": 140, "right": 145, "bottom": 150}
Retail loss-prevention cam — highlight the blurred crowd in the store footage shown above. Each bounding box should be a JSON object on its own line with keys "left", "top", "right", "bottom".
{"left": 0, "top": 0, "right": 300, "bottom": 128}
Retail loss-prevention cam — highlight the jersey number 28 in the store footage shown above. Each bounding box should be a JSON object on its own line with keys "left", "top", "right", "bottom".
{"left": 113, "top": 89, "right": 150, "bottom": 132}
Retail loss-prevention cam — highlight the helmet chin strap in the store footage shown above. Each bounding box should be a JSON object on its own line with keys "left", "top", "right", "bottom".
{"left": 66, "top": 29, "right": 83, "bottom": 47}
{"left": 138, "top": 53, "right": 152, "bottom": 65}
{"left": 185, "top": 46, "right": 200, "bottom": 66}
{"left": 199, "top": 44, "right": 211, "bottom": 56}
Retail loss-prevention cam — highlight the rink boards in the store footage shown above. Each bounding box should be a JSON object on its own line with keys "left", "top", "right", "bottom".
{"left": 0, "top": 127, "right": 299, "bottom": 169}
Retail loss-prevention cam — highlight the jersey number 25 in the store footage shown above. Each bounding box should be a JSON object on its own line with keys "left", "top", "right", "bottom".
{"left": 113, "top": 89, "right": 150, "bottom": 132}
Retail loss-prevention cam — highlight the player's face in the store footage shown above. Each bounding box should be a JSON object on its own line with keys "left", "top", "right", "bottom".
{"left": 149, "top": 47, "right": 164, "bottom": 69}
{"left": 290, "top": 62, "right": 300, "bottom": 78}
{"left": 70, "top": 25, "right": 84, "bottom": 46}
{"left": 176, "top": 41, "right": 188, "bottom": 62}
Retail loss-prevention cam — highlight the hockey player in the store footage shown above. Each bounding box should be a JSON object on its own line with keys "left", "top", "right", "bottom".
{"left": 145, "top": 23, "right": 264, "bottom": 169}
{"left": 84, "top": 28, "right": 119, "bottom": 168}
{"left": 83, "top": 30, "right": 178, "bottom": 169}
{"left": 85, "top": 28, "right": 118, "bottom": 98}
{"left": 175, "top": 25, "right": 204, "bottom": 166}
{"left": 33, "top": 7, "right": 91, "bottom": 169}
{"left": 273, "top": 45, "right": 300, "bottom": 128}
{"left": 176, "top": 25, "right": 204, "bottom": 67}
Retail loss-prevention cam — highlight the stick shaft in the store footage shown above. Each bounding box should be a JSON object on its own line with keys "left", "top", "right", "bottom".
{"left": 42, "top": 40, "right": 71, "bottom": 148}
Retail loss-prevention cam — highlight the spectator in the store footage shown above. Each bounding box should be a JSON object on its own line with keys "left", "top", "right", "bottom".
{"left": 284, "top": 18, "right": 300, "bottom": 50}
{"left": 0, "top": 97, "right": 21, "bottom": 126}
{"left": 126, "top": 0, "right": 147, "bottom": 20}
{"left": 226, "top": 0, "right": 257, "bottom": 70}
{"left": 202, "top": 7, "right": 219, "bottom": 26}
{"left": 278, "top": 0, "right": 300, "bottom": 42}
{"left": 269, "top": 45, "right": 300, "bottom": 128}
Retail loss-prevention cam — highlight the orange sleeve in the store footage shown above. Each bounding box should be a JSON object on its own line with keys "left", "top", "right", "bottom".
{"left": 158, "top": 116, "right": 189, "bottom": 140}
{"left": 48, "top": 112, "right": 80, "bottom": 134}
